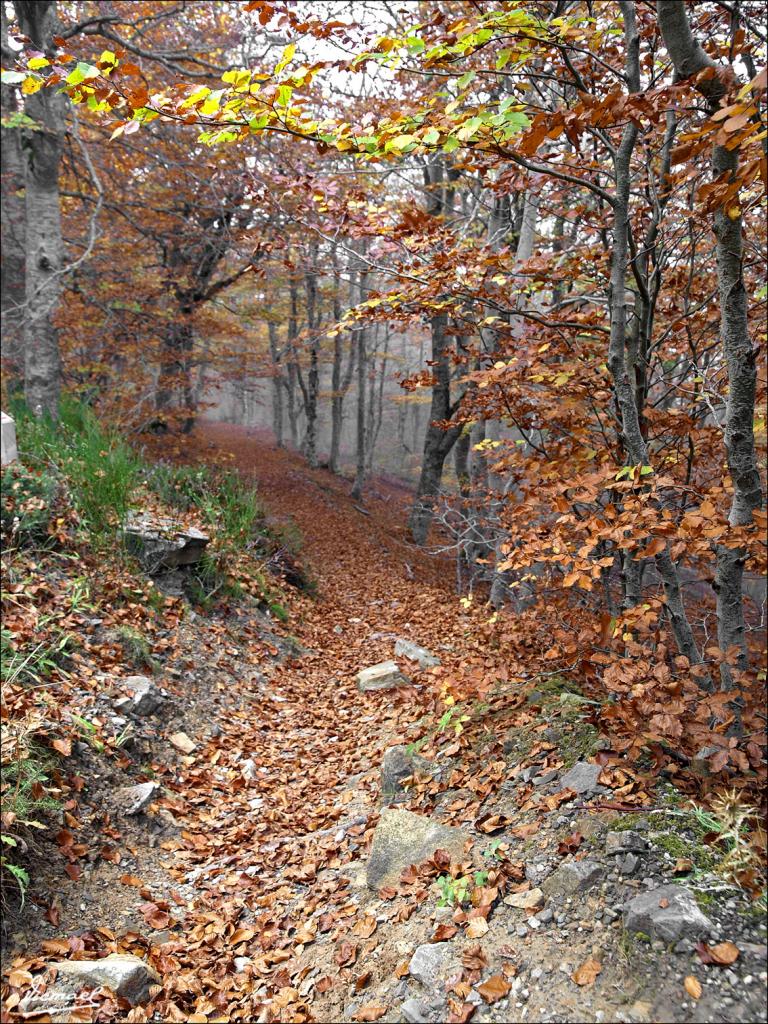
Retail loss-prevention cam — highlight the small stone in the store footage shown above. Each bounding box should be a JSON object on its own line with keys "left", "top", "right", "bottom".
{"left": 168, "top": 731, "right": 196, "bottom": 754}
{"left": 605, "top": 831, "right": 649, "bottom": 856}
{"left": 620, "top": 853, "right": 639, "bottom": 875}
{"left": 115, "top": 781, "right": 159, "bottom": 816}
{"left": 505, "top": 888, "right": 545, "bottom": 910}
{"left": 209, "top": 723, "right": 222, "bottom": 738}
{"left": 234, "top": 957, "right": 251, "bottom": 973}
{"left": 533, "top": 769, "right": 559, "bottom": 787}
{"left": 356, "top": 661, "right": 411, "bottom": 692}
{"left": 536, "top": 908, "right": 554, "bottom": 924}
{"left": 401, "top": 998, "right": 430, "bottom": 1024}
{"left": 623, "top": 885, "right": 714, "bottom": 942}
{"left": 380, "top": 745, "right": 439, "bottom": 804}
{"left": 394, "top": 638, "right": 440, "bottom": 668}
{"left": 531, "top": 968, "right": 543, "bottom": 981}
{"left": 516, "top": 924, "right": 528, "bottom": 937}
{"left": 560, "top": 762, "right": 603, "bottom": 795}
{"left": 528, "top": 917, "right": 542, "bottom": 929}
{"left": 240, "top": 758, "right": 258, "bottom": 782}
{"left": 50, "top": 954, "right": 159, "bottom": 1006}
{"left": 123, "top": 676, "right": 161, "bottom": 716}
{"left": 542, "top": 860, "right": 603, "bottom": 897}
{"left": 408, "top": 943, "right": 456, "bottom": 987}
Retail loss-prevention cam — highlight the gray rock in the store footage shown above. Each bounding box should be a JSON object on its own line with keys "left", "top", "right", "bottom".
{"left": 122, "top": 675, "right": 161, "bottom": 716}
{"left": 115, "top": 781, "right": 159, "bottom": 816}
{"left": 234, "top": 956, "right": 251, "bottom": 973}
{"left": 357, "top": 660, "right": 411, "bottom": 692}
{"left": 620, "top": 853, "right": 639, "bottom": 875}
{"left": 394, "top": 638, "right": 441, "bottom": 668}
{"left": 536, "top": 907, "right": 554, "bottom": 924}
{"left": 366, "top": 808, "right": 467, "bottom": 890}
{"left": 381, "top": 745, "right": 439, "bottom": 803}
{"left": 401, "top": 997, "right": 431, "bottom": 1023}
{"left": 542, "top": 860, "right": 603, "bottom": 897}
{"left": 51, "top": 954, "right": 159, "bottom": 1005}
{"left": 533, "top": 769, "right": 559, "bottom": 787}
{"left": 605, "top": 830, "right": 649, "bottom": 856}
{"left": 560, "top": 762, "right": 603, "bottom": 794}
{"left": 408, "top": 943, "right": 457, "bottom": 988}
{"left": 623, "top": 885, "right": 714, "bottom": 942}
{"left": 124, "top": 514, "right": 210, "bottom": 570}
{"left": 1, "top": 411, "right": 18, "bottom": 466}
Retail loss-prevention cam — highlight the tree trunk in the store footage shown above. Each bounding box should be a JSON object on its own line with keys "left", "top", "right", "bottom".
{"left": 15, "top": 0, "right": 65, "bottom": 419}
{"left": 302, "top": 255, "right": 319, "bottom": 468}
{"left": 285, "top": 276, "right": 300, "bottom": 448}
{"left": 156, "top": 310, "right": 195, "bottom": 432}
{"left": 609, "top": 1, "right": 706, "bottom": 675}
{"left": 268, "top": 320, "right": 284, "bottom": 447}
{"left": 350, "top": 266, "right": 369, "bottom": 500}
{"left": 657, "top": 0, "right": 763, "bottom": 697}
{"left": 408, "top": 312, "right": 463, "bottom": 543}
{"left": 1, "top": 6, "right": 26, "bottom": 393}
{"left": 329, "top": 251, "right": 355, "bottom": 474}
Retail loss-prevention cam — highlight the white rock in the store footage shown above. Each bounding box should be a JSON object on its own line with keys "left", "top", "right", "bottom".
{"left": 115, "top": 781, "right": 159, "bottom": 816}
{"left": 51, "top": 954, "right": 159, "bottom": 1005}
{"left": 394, "top": 638, "right": 440, "bottom": 668}
{"left": 1, "top": 411, "right": 18, "bottom": 466}
{"left": 356, "top": 660, "right": 411, "bottom": 692}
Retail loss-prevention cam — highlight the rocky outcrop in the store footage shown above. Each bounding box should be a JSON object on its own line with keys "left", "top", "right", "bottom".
{"left": 380, "top": 745, "right": 440, "bottom": 804}
{"left": 123, "top": 514, "right": 209, "bottom": 571}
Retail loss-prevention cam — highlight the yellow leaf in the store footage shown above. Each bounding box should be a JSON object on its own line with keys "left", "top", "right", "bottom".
{"left": 684, "top": 976, "right": 702, "bottom": 1000}
{"left": 21, "top": 76, "right": 43, "bottom": 95}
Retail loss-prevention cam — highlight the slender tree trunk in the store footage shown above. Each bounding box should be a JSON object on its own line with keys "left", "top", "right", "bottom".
{"left": 367, "top": 325, "right": 389, "bottom": 474}
{"left": 302, "top": 253, "right": 319, "bottom": 467}
{"left": 408, "top": 312, "right": 463, "bottom": 543}
{"left": 285, "top": 276, "right": 300, "bottom": 448}
{"left": 609, "top": 2, "right": 706, "bottom": 675}
{"left": 268, "top": 320, "right": 284, "bottom": 447}
{"left": 350, "top": 266, "right": 369, "bottom": 500}
{"left": 156, "top": 310, "right": 195, "bottom": 431}
{"left": 15, "top": 0, "right": 64, "bottom": 419}
{"left": 658, "top": 0, "right": 763, "bottom": 698}
{"left": 329, "top": 253, "right": 356, "bottom": 474}
{"left": 1, "top": 6, "right": 26, "bottom": 393}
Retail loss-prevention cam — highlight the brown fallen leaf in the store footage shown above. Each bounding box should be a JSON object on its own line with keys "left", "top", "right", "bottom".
{"left": 354, "top": 971, "right": 372, "bottom": 991}
{"left": 465, "top": 917, "right": 489, "bottom": 938}
{"left": 658, "top": 897, "right": 670, "bottom": 908}
{"left": 335, "top": 940, "right": 358, "bottom": 967}
{"left": 557, "top": 831, "right": 584, "bottom": 856}
{"left": 572, "top": 958, "right": 602, "bottom": 986}
{"left": 673, "top": 857, "right": 693, "bottom": 874}
{"left": 352, "top": 915, "right": 378, "bottom": 938}
{"left": 699, "top": 941, "right": 740, "bottom": 965}
{"left": 352, "top": 1003, "right": 387, "bottom": 1022}
{"left": 432, "top": 923, "right": 459, "bottom": 942}
{"left": 446, "top": 999, "right": 476, "bottom": 1023}
{"left": 461, "top": 944, "right": 488, "bottom": 970}
{"left": 477, "top": 973, "right": 512, "bottom": 1003}
{"left": 684, "top": 975, "right": 702, "bottom": 1000}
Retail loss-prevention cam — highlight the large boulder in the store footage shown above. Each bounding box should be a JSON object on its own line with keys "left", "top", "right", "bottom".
{"left": 51, "top": 954, "right": 159, "bottom": 1006}
{"left": 366, "top": 808, "right": 468, "bottom": 890}
{"left": 623, "top": 885, "right": 714, "bottom": 942}
{"left": 394, "top": 638, "right": 441, "bottom": 669}
{"left": 123, "top": 513, "right": 209, "bottom": 571}
{"left": 380, "top": 745, "right": 440, "bottom": 804}
{"left": 357, "top": 660, "right": 411, "bottom": 692}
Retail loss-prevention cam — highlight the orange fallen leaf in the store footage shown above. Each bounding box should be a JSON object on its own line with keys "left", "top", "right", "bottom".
{"left": 572, "top": 958, "right": 602, "bottom": 986}
{"left": 352, "top": 1004, "right": 387, "bottom": 1022}
{"left": 708, "top": 941, "right": 739, "bottom": 965}
{"left": 673, "top": 857, "right": 693, "bottom": 874}
{"left": 8, "top": 969, "right": 32, "bottom": 988}
{"left": 477, "top": 973, "right": 512, "bottom": 1003}
{"left": 684, "top": 975, "right": 702, "bottom": 1000}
